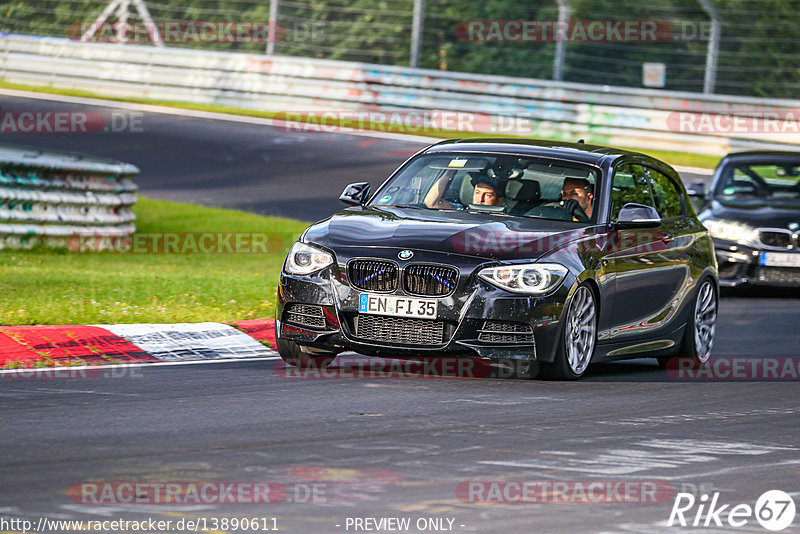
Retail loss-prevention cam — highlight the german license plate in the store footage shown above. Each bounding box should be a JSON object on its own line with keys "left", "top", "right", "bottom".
{"left": 358, "top": 293, "right": 437, "bottom": 318}
{"left": 760, "top": 252, "right": 800, "bottom": 267}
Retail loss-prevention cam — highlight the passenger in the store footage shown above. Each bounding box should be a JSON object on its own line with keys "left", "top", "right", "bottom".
{"left": 561, "top": 178, "right": 594, "bottom": 218}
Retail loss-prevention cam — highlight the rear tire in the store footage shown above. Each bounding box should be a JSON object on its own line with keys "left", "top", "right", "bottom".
{"left": 682, "top": 277, "right": 718, "bottom": 365}
{"left": 542, "top": 284, "right": 597, "bottom": 380}
{"left": 276, "top": 338, "right": 337, "bottom": 369}
{"left": 657, "top": 278, "right": 717, "bottom": 371}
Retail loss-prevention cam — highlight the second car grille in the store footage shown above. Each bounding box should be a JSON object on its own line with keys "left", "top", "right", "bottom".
{"left": 758, "top": 230, "right": 793, "bottom": 249}
{"left": 285, "top": 303, "right": 326, "bottom": 329}
{"left": 349, "top": 260, "right": 398, "bottom": 292}
{"left": 478, "top": 321, "right": 534, "bottom": 344}
{"left": 403, "top": 265, "right": 458, "bottom": 296}
{"left": 354, "top": 315, "right": 445, "bottom": 345}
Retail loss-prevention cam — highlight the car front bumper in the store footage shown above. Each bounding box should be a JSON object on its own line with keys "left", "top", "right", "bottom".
{"left": 276, "top": 266, "right": 573, "bottom": 363}
{"left": 715, "top": 242, "right": 800, "bottom": 287}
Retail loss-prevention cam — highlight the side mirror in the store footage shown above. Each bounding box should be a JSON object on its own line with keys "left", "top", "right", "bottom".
{"left": 685, "top": 182, "right": 709, "bottom": 214}
{"left": 685, "top": 182, "right": 706, "bottom": 198}
{"left": 339, "top": 182, "right": 371, "bottom": 206}
{"left": 616, "top": 203, "right": 661, "bottom": 228}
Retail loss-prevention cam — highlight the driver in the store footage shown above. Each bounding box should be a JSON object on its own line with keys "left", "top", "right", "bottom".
{"left": 472, "top": 180, "right": 504, "bottom": 206}
{"left": 424, "top": 172, "right": 506, "bottom": 209}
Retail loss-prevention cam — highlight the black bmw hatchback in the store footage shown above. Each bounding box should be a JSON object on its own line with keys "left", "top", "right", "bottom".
{"left": 276, "top": 139, "right": 719, "bottom": 379}
{"left": 688, "top": 151, "right": 800, "bottom": 287}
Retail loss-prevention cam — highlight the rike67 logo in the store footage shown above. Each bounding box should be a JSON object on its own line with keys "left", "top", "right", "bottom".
{"left": 668, "top": 490, "right": 796, "bottom": 531}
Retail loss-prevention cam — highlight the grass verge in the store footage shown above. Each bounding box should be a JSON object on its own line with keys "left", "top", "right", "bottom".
{"left": 0, "top": 79, "right": 719, "bottom": 169}
{"left": 0, "top": 197, "right": 307, "bottom": 325}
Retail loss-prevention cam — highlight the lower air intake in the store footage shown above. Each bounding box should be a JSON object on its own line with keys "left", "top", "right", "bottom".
{"left": 355, "top": 315, "right": 444, "bottom": 346}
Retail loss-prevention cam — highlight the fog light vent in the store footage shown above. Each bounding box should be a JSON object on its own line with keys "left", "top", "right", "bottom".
{"left": 478, "top": 321, "right": 534, "bottom": 344}
{"left": 285, "top": 303, "right": 326, "bottom": 329}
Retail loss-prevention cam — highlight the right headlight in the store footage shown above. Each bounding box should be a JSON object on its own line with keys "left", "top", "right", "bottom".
{"left": 704, "top": 220, "right": 758, "bottom": 245}
{"left": 283, "top": 242, "right": 334, "bottom": 275}
{"left": 478, "top": 263, "right": 568, "bottom": 295}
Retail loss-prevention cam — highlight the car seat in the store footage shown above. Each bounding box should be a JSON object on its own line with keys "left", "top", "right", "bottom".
{"left": 505, "top": 180, "right": 542, "bottom": 216}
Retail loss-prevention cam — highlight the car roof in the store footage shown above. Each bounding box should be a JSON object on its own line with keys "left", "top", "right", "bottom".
{"left": 422, "top": 138, "right": 642, "bottom": 166}
{"left": 720, "top": 150, "right": 800, "bottom": 162}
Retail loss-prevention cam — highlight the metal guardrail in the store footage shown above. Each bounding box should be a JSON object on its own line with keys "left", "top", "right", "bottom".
{"left": 1, "top": 33, "right": 799, "bottom": 157}
{"left": 0, "top": 142, "right": 137, "bottom": 249}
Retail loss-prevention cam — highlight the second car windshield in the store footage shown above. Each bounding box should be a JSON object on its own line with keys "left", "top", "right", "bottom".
{"left": 370, "top": 154, "right": 599, "bottom": 223}
{"left": 716, "top": 161, "right": 800, "bottom": 200}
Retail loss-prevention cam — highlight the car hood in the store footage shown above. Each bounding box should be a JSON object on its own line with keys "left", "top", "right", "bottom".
{"left": 303, "top": 206, "right": 596, "bottom": 260}
{"left": 702, "top": 198, "right": 800, "bottom": 229}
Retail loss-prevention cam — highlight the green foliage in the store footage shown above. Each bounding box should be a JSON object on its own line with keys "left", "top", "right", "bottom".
{"left": 0, "top": 197, "right": 307, "bottom": 325}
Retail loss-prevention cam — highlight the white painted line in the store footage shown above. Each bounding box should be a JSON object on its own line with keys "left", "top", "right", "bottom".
{"left": 654, "top": 459, "right": 800, "bottom": 481}
{"left": 0, "top": 355, "right": 280, "bottom": 376}
{"left": 674, "top": 164, "right": 715, "bottom": 175}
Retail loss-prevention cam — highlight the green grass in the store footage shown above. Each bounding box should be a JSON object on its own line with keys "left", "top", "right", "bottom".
{"left": 0, "top": 78, "right": 720, "bottom": 169}
{"left": 0, "top": 197, "right": 307, "bottom": 325}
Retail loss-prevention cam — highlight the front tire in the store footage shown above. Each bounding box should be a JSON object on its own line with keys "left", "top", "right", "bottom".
{"left": 276, "top": 338, "right": 337, "bottom": 369}
{"left": 543, "top": 284, "right": 597, "bottom": 380}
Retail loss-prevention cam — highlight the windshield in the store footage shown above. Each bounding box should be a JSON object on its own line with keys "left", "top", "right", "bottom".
{"left": 370, "top": 153, "right": 599, "bottom": 223}
{"left": 714, "top": 160, "right": 800, "bottom": 201}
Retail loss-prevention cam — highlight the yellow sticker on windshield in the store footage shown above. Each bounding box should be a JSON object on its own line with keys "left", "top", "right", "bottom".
{"left": 448, "top": 159, "right": 467, "bottom": 168}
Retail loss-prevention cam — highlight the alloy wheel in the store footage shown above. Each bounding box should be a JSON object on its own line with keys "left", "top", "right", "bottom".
{"left": 565, "top": 285, "right": 596, "bottom": 375}
{"left": 693, "top": 280, "right": 717, "bottom": 363}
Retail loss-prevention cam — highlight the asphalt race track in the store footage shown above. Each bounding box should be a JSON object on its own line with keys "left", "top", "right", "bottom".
{"left": 1, "top": 91, "right": 800, "bottom": 533}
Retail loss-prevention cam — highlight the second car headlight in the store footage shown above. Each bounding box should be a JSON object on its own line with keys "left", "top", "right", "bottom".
{"left": 478, "top": 263, "right": 568, "bottom": 295}
{"left": 284, "top": 242, "right": 334, "bottom": 275}
{"left": 705, "top": 220, "right": 758, "bottom": 245}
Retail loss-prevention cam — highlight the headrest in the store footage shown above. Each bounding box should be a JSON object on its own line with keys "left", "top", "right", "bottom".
{"left": 506, "top": 179, "right": 541, "bottom": 201}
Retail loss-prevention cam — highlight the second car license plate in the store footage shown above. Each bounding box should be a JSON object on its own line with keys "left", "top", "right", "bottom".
{"left": 760, "top": 252, "right": 800, "bottom": 267}
{"left": 359, "top": 293, "right": 438, "bottom": 318}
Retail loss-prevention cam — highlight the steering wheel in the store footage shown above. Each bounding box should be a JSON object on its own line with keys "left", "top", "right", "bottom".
{"left": 525, "top": 199, "right": 590, "bottom": 222}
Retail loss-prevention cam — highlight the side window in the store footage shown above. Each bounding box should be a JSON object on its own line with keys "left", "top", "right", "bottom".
{"left": 647, "top": 168, "right": 683, "bottom": 218}
{"left": 610, "top": 164, "right": 655, "bottom": 220}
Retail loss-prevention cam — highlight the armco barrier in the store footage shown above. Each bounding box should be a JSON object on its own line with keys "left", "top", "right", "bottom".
{"left": 0, "top": 143, "right": 137, "bottom": 249}
{"left": 1, "top": 33, "right": 799, "bottom": 156}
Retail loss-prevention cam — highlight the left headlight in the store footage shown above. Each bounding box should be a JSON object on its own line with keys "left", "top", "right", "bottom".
{"left": 478, "top": 263, "right": 568, "bottom": 295}
{"left": 284, "top": 242, "right": 334, "bottom": 275}
{"left": 704, "top": 220, "right": 758, "bottom": 245}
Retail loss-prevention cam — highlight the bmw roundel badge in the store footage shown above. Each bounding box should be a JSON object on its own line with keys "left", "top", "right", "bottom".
{"left": 398, "top": 250, "right": 414, "bottom": 260}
